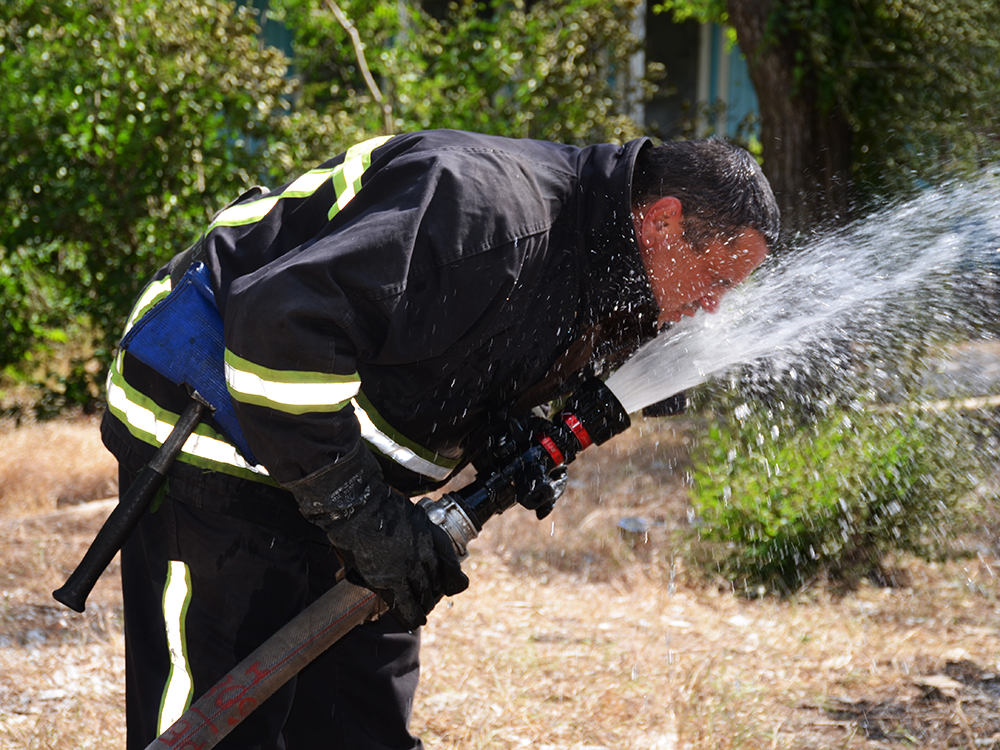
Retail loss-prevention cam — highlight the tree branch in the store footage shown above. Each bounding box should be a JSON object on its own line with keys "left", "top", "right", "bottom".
{"left": 321, "top": 0, "right": 394, "bottom": 134}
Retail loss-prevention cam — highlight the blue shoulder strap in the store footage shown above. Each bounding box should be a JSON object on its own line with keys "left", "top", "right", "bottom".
{"left": 120, "top": 262, "right": 257, "bottom": 464}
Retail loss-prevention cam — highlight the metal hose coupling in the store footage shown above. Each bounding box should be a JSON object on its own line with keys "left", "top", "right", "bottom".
{"left": 417, "top": 493, "right": 479, "bottom": 560}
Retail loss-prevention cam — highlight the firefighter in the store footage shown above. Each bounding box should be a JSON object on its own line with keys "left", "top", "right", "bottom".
{"left": 101, "top": 130, "right": 779, "bottom": 749}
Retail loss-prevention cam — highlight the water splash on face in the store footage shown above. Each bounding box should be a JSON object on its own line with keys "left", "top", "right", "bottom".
{"left": 606, "top": 174, "right": 1000, "bottom": 414}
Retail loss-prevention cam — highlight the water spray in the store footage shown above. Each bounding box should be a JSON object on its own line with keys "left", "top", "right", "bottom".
{"left": 606, "top": 174, "right": 1000, "bottom": 412}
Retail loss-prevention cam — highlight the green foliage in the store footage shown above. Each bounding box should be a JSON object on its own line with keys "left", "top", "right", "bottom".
{"left": 770, "top": 0, "right": 1000, "bottom": 198}
{"left": 691, "top": 397, "right": 990, "bottom": 595}
{"left": 274, "top": 0, "right": 648, "bottom": 145}
{"left": 652, "top": 0, "right": 724, "bottom": 25}
{"left": 657, "top": 0, "right": 1000, "bottom": 202}
{"left": 0, "top": 0, "right": 301, "bottom": 407}
{"left": 396, "top": 0, "right": 646, "bottom": 143}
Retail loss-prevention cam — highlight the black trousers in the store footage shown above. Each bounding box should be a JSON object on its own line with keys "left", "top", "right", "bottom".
{"left": 119, "top": 467, "right": 424, "bottom": 750}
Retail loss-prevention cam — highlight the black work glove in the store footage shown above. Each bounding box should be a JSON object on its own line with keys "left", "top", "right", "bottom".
{"left": 326, "top": 489, "right": 468, "bottom": 630}
{"left": 289, "top": 445, "right": 469, "bottom": 630}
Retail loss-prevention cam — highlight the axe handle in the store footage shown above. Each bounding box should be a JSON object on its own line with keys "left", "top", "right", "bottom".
{"left": 146, "top": 578, "right": 384, "bottom": 750}
{"left": 53, "top": 395, "right": 209, "bottom": 613}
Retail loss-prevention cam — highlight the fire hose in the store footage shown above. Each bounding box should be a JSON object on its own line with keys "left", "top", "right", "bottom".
{"left": 148, "top": 577, "right": 385, "bottom": 750}
{"left": 55, "top": 371, "right": 630, "bottom": 749}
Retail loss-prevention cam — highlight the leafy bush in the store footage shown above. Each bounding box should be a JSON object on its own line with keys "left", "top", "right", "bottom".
{"left": 691, "top": 397, "right": 993, "bottom": 594}
{"left": 274, "top": 0, "right": 648, "bottom": 145}
{"left": 0, "top": 0, "right": 303, "bottom": 410}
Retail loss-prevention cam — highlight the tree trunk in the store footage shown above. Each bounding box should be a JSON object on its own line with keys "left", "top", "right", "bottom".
{"left": 727, "top": 0, "right": 854, "bottom": 240}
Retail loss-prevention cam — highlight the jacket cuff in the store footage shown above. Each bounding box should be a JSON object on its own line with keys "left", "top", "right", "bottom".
{"left": 285, "top": 443, "right": 387, "bottom": 525}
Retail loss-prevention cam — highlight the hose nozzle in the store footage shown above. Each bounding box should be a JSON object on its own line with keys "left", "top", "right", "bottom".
{"left": 421, "top": 377, "right": 631, "bottom": 557}
{"left": 536, "top": 378, "right": 631, "bottom": 467}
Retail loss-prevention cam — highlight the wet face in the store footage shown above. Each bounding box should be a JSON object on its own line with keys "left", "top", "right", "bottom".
{"left": 634, "top": 196, "right": 769, "bottom": 326}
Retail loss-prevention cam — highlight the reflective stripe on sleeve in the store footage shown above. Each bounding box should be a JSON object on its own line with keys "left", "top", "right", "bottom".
{"left": 107, "top": 356, "right": 274, "bottom": 482}
{"left": 327, "top": 135, "right": 391, "bottom": 221}
{"left": 353, "top": 391, "right": 459, "bottom": 482}
{"left": 123, "top": 276, "right": 173, "bottom": 337}
{"left": 207, "top": 194, "right": 281, "bottom": 229}
{"left": 111, "top": 343, "right": 456, "bottom": 484}
{"left": 207, "top": 135, "right": 393, "bottom": 231}
{"left": 224, "top": 350, "right": 361, "bottom": 415}
{"left": 158, "top": 560, "right": 194, "bottom": 734}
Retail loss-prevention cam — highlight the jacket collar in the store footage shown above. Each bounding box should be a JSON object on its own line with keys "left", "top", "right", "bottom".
{"left": 577, "top": 137, "right": 659, "bottom": 329}
{"left": 577, "top": 137, "right": 660, "bottom": 359}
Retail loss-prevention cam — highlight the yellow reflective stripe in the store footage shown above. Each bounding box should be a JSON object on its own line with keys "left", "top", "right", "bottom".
{"left": 158, "top": 561, "right": 193, "bottom": 733}
{"left": 208, "top": 194, "right": 281, "bottom": 229}
{"left": 123, "top": 276, "right": 173, "bottom": 337}
{"left": 353, "top": 394, "right": 458, "bottom": 482}
{"left": 207, "top": 135, "right": 393, "bottom": 230}
{"left": 328, "top": 136, "right": 391, "bottom": 220}
{"left": 107, "top": 358, "right": 273, "bottom": 482}
{"left": 224, "top": 350, "right": 361, "bottom": 415}
{"left": 110, "top": 345, "right": 454, "bottom": 482}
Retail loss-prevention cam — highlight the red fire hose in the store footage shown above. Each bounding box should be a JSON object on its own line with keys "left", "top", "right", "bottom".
{"left": 146, "top": 578, "right": 384, "bottom": 750}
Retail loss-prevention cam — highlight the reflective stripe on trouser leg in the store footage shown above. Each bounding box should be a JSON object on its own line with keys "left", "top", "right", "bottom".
{"left": 158, "top": 560, "right": 194, "bottom": 733}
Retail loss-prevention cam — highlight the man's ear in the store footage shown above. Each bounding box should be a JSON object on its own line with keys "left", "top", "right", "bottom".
{"left": 636, "top": 196, "right": 685, "bottom": 248}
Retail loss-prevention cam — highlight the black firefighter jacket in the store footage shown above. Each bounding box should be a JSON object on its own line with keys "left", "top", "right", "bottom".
{"left": 102, "top": 130, "right": 661, "bottom": 533}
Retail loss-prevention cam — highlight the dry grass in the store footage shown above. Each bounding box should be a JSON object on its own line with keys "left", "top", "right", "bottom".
{"left": 0, "top": 416, "right": 117, "bottom": 518}
{"left": 478, "top": 418, "right": 697, "bottom": 585}
{"left": 1, "top": 416, "right": 1000, "bottom": 749}
{"left": 1, "top": 499, "right": 124, "bottom": 750}
{"left": 418, "top": 553, "right": 1000, "bottom": 748}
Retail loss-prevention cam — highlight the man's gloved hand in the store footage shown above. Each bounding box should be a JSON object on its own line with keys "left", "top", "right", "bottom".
{"left": 289, "top": 445, "right": 469, "bottom": 630}
{"left": 325, "top": 489, "right": 469, "bottom": 630}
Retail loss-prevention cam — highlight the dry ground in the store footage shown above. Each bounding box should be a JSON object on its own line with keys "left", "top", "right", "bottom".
{"left": 0, "top": 415, "right": 117, "bottom": 519}
{"left": 1, "top": 416, "right": 999, "bottom": 749}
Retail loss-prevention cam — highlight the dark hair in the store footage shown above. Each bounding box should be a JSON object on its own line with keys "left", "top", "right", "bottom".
{"left": 632, "top": 138, "right": 780, "bottom": 249}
